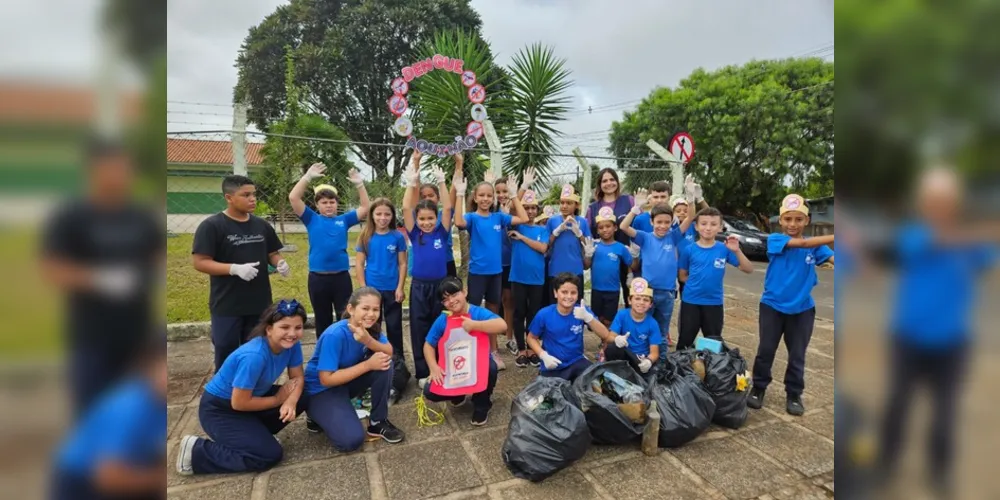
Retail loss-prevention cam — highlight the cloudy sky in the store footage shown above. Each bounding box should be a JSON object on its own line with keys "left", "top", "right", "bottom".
{"left": 167, "top": 0, "right": 833, "bottom": 155}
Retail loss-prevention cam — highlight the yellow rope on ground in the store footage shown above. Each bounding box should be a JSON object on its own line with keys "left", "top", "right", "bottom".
{"left": 415, "top": 395, "right": 445, "bottom": 427}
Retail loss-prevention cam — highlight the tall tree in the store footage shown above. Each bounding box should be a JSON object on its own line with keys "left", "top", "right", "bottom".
{"left": 257, "top": 48, "right": 352, "bottom": 242}
{"left": 234, "top": 0, "right": 482, "bottom": 185}
{"left": 608, "top": 58, "right": 833, "bottom": 226}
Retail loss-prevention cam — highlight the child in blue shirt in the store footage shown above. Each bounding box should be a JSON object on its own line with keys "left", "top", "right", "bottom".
{"left": 677, "top": 207, "right": 754, "bottom": 350}
{"left": 455, "top": 169, "right": 531, "bottom": 370}
{"left": 584, "top": 206, "right": 637, "bottom": 328}
{"left": 421, "top": 277, "right": 508, "bottom": 425}
{"left": 545, "top": 184, "right": 591, "bottom": 307}
{"left": 303, "top": 288, "right": 404, "bottom": 450}
{"left": 527, "top": 273, "right": 615, "bottom": 382}
{"left": 176, "top": 300, "right": 309, "bottom": 475}
{"left": 603, "top": 278, "right": 663, "bottom": 375}
{"left": 630, "top": 181, "right": 670, "bottom": 279}
{"left": 507, "top": 190, "right": 550, "bottom": 368}
{"left": 402, "top": 151, "right": 455, "bottom": 383}
{"left": 355, "top": 198, "right": 407, "bottom": 357}
{"left": 53, "top": 336, "right": 166, "bottom": 500}
{"left": 620, "top": 193, "right": 695, "bottom": 355}
{"left": 748, "top": 195, "right": 834, "bottom": 416}
{"left": 289, "top": 163, "right": 370, "bottom": 337}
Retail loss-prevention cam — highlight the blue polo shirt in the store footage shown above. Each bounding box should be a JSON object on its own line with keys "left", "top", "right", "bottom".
{"left": 528, "top": 304, "right": 593, "bottom": 372}
{"left": 891, "top": 223, "right": 998, "bottom": 348}
{"left": 305, "top": 320, "right": 389, "bottom": 396}
{"left": 679, "top": 241, "right": 740, "bottom": 306}
{"left": 464, "top": 211, "right": 513, "bottom": 275}
{"left": 590, "top": 241, "right": 633, "bottom": 292}
{"left": 547, "top": 216, "right": 591, "bottom": 276}
{"left": 761, "top": 233, "right": 834, "bottom": 314}
{"left": 357, "top": 231, "right": 407, "bottom": 291}
{"left": 409, "top": 224, "right": 451, "bottom": 281}
{"left": 204, "top": 336, "right": 304, "bottom": 399}
{"left": 609, "top": 309, "right": 663, "bottom": 356}
{"left": 633, "top": 212, "right": 653, "bottom": 233}
{"left": 300, "top": 207, "right": 360, "bottom": 272}
{"left": 55, "top": 378, "right": 165, "bottom": 476}
{"left": 510, "top": 225, "right": 549, "bottom": 286}
{"left": 633, "top": 228, "right": 683, "bottom": 290}
{"left": 425, "top": 305, "right": 500, "bottom": 347}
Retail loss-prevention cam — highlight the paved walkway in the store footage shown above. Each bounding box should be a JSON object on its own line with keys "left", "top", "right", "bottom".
{"left": 166, "top": 293, "right": 836, "bottom": 500}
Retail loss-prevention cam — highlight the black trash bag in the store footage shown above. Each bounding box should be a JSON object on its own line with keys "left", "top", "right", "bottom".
{"left": 390, "top": 353, "right": 410, "bottom": 403}
{"left": 701, "top": 346, "right": 751, "bottom": 429}
{"left": 502, "top": 377, "right": 590, "bottom": 482}
{"left": 667, "top": 349, "right": 702, "bottom": 378}
{"left": 650, "top": 358, "right": 716, "bottom": 448}
{"left": 571, "top": 361, "right": 651, "bottom": 445}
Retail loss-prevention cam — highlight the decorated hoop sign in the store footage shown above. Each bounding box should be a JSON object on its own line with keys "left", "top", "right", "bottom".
{"left": 389, "top": 53, "right": 487, "bottom": 158}
{"left": 631, "top": 278, "right": 649, "bottom": 295}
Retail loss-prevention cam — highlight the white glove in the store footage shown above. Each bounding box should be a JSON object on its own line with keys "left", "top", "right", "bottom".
{"left": 632, "top": 189, "right": 648, "bottom": 214}
{"left": 570, "top": 222, "right": 583, "bottom": 238}
{"left": 638, "top": 358, "right": 652, "bottom": 373}
{"left": 453, "top": 175, "right": 467, "bottom": 197}
{"left": 552, "top": 217, "right": 569, "bottom": 237}
{"left": 573, "top": 301, "right": 594, "bottom": 323}
{"left": 583, "top": 237, "right": 596, "bottom": 258}
{"left": 348, "top": 168, "right": 364, "bottom": 186}
{"left": 92, "top": 265, "right": 138, "bottom": 298}
{"left": 629, "top": 243, "right": 641, "bottom": 258}
{"left": 406, "top": 170, "right": 420, "bottom": 188}
{"left": 684, "top": 174, "right": 703, "bottom": 203}
{"left": 275, "top": 259, "right": 290, "bottom": 278}
{"left": 229, "top": 262, "right": 260, "bottom": 282}
{"left": 614, "top": 333, "right": 630, "bottom": 348}
{"left": 539, "top": 351, "right": 562, "bottom": 370}
{"left": 303, "top": 163, "right": 326, "bottom": 181}
{"left": 521, "top": 167, "right": 536, "bottom": 189}
{"left": 430, "top": 166, "right": 446, "bottom": 185}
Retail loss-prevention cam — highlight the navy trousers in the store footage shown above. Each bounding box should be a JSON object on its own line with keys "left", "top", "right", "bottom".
{"left": 191, "top": 386, "right": 309, "bottom": 474}
{"left": 409, "top": 278, "right": 443, "bottom": 380}
{"left": 752, "top": 303, "right": 815, "bottom": 396}
{"left": 307, "top": 367, "right": 392, "bottom": 452}
{"left": 422, "top": 357, "right": 498, "bottom": 414}
{"left": 308, "top": 271, "right": 354, "bottom": 339}
{"left": 377, "top": 289, "right": 405, "bottom": 356}
{"left": 539, "top": 358, "right": 592, "bottom": 382}
{"left": 209, "top": 314, "right": 259, "bottom": 371}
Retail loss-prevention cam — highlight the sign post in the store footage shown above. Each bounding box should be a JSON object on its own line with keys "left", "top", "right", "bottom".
{"left": 645, "top": 139, "right": 684, "bottom": 197}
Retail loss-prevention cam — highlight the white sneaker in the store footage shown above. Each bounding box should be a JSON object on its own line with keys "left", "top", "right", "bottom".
{"left": 492, "top": 352, "right": 506, "bottom": 371}
{"left": 176, "top": 435, "right": 197, "bottom": 476}
{"left": 505, "top": 338, "right": 518, "bottom": 356}
{"left": 418, "top": 377, "right": 428, "bottom": 390}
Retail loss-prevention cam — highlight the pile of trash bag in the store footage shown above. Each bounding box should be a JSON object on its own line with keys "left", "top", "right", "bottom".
{"left": 502, "top": 377, "right": 591, "bottom": 482}
{"left": 572, "top": 361, "right": 651, "bottom": 444}
{"left": 700, "top": 346, "right": 752, "bottom": 429}
{"left": 649, "top": 357, "right": 716, "bottom": 448}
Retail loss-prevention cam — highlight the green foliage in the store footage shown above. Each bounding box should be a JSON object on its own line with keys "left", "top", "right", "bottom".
{"left": 234, "top": 0, "right": 482, "bottom": 185}
{"left": 608, "top": 58, "right": 833, "bottom": 223}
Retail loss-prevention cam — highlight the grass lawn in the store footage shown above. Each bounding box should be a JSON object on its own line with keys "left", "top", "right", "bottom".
{"left": 0, "top": 229, "right": 63, "bottom": 358}
{"left": 167, "top": 232, "right": 421, "bottom": 324}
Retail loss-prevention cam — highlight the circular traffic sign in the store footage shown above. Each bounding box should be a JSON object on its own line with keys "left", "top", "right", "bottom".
{"left": 468, "top": 84, "right": 486, "bottom": 104}
{"left": 669, "top": 132, "right": 695, "bottom": 162}
{"left": 391, "top": 77, "right": 409, "bottom": 95}
{"left": 466, "top": 121, "right": 484, "bottom": 139}
{"left": 388, "top": 95, "right": 408, "bottom": 117}
{"left": 461, "top": 70, "right": 476, "bottom": 87}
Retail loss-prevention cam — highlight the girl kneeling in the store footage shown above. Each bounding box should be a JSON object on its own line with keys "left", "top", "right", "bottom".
{"left": 176, "top": 300, "right": 309, "bottom": 475}
{"left": 303, "top": 288, "right": 405, "bottom": 450}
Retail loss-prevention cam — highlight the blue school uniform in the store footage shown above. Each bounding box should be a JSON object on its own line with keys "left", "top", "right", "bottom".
{"left": 357, "top": 231, "right": 407, "bottom": 291}
{"left": 528, "top": 304, "right": 594, "bottom": 372}
{"left": 674, "top": 220, "right": 698, "bottom": 251}
{"left": 425, "top": 305, "right": 500, "bottom": 347}
{"left": 204, "top": 336, "right": 304, "bottom": 400}
{"left": 305, "top": 320, "right": 389, "bottom": 396}
{"left": 464, "top": 211, "right": 513, "bottom": 275}
{"left": 890, "top": 223, "right": 998, "bottom": 348}
{"left": 300, "top": 207, "right": 361, "bottom": 272}
{"left": 633, "top": 212, "right": 653, "bottom": 234}
{"left": 408, "top": 224, "right": 451, "bottom": 281}
{"left": 679, "top": 241, "right": 740, "bottom": 306}
{"left": 510, "top": 225, "right": 549, "bottom": 285}
{"left": 591, "top": 241, "right": 633, "bottom": 292}
{"left": 609, "top": 309, "right": 663, "bottom": 357}
{"left": 633, "top": 228, "right": 684, "bottom": 290}
{"left": 546, "top": 215, "right": 591, "bottom": 276}
{"left": 54, "top": 378, "right": 165, "bottom": 480}
{"left": 761, "top": 233, "right": 834, "bottom": 314}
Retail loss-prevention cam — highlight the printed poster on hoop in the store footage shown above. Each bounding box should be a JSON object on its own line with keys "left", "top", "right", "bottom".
{"left": 429, "top": 314, "right": 490, "bottom": 397}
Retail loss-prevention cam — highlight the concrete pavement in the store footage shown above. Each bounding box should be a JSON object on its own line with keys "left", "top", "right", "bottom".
{"left": 166, "top": 262, "right": 836, "bottom": 499}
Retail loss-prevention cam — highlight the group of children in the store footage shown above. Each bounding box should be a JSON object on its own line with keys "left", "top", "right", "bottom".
{"left": 175, "top": 153, "right": 835, "bottom": 478}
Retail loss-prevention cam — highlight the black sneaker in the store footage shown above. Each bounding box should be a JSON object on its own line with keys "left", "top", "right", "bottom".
{"left": 471, "top": 408, "right": 490, "bottom": 426}
{"left": 747, "top": 387, "right": 765, "bottom": 410}
{"left": 306, "top": 417, "right": 321, "bottom": 433}
{"left": 515, "top": 354, "right": 529, "bottom": 368}
{"left": 367, "top": 419, "right": 405, "bottom": 444}
{"left": 786, "top": 394, "right": 805, "bottom": 416}
{"left": 528, "top": 354, "right": 540, "bottom": 367}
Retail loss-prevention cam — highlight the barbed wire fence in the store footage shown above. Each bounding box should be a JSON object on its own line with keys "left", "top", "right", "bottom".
{"left": 166, "top": 129, "right": 676, "bottom": 324}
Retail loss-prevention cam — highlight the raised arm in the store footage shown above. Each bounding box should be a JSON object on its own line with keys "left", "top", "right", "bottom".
{"left": 450, "top": 156, "right": 465, "bottom": 230}
{"left": 786, "top": 234, "right": 835, "bottom": 249}
{"left": 289, "top": 163, "right": 326, "bottom": 217}
{"left": 509, "top": 167, "right": 535, "bottom": 226}
{"left": 620, "top": 188, "right": 647, "bottom": 238}
{"left": 348, "top": 168, "right": 370, "bottom": 220}
{"left": 725, "top": 236, "right": 755, "bottom": 274}
{"left": 402, "top": 152, "right": 421, "bottom": 232}
{"left": 435, "top": 163, "right": 453, "bottom": 231}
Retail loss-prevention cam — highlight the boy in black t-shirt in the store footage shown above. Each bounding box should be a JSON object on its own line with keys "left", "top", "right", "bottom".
{"left": 192, "top": 175, "right": 288, "bottom": 370}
